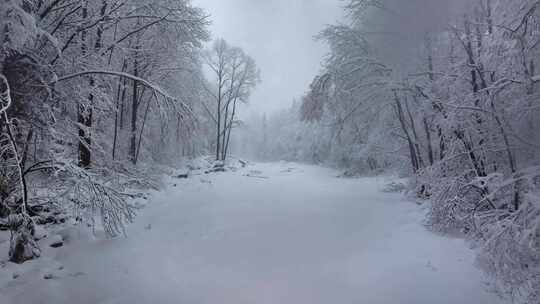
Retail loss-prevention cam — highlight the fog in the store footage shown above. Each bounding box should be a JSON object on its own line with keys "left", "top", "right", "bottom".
{"left": 192, "top": 0, "right": 471, "bottom": 116}
{"left": 192, "top": 0, "right": 344, "bottom": 115}
{"left": 1, "top": 0, "right": 536, "bottom": 303}
{"left": 360, "top": 0, "right": 471, "bottom": 71}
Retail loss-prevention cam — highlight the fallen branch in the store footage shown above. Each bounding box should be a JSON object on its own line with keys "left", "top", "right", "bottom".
{"left": 243, "top": 174, "right": 269, "bottom": 179}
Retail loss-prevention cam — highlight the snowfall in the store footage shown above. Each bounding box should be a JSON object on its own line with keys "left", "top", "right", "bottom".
{"left": 0, "top": 162, "right": 508, "bottom": 304}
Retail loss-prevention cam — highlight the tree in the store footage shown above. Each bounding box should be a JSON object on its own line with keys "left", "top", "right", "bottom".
{"left": 1, "top": 0, "right": 46, "bottom": 264}
{"left": 0, "top": 0, "right": 211, "bottom": 263}
{"left": 262, "top": 0, "right": 540, "bottom": 301}
{"left": 203, "top": 38, "right": 259, "bottom": 161}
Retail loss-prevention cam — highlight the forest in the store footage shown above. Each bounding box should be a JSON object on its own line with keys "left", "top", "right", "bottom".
{"left": 1, "top": 0, "right": 539, "bottom": 303}
{"left": 0, "top": 0, "right": 258, "bottom": 262}
{"left": 247, "top": 0, "right": 540, "bottom": 301}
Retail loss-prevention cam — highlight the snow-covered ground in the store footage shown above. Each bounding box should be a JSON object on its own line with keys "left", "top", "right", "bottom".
{"left": 0, "top": 162, "right": 507, "bottom": 304}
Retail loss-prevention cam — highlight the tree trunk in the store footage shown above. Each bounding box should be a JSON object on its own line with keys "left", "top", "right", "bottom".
{"left": 423, "top": 117, "right": 434, "bottom": 166}
{"left": 224, "top": 99, "right": 238, "bottom": 160}
{"left": 78, "top": 3, "right": 91, "bottom": 168}
{"left": 404, "top": 96, "right": 424, "bottom": 169}
{"left": 135, "top": 97, "right": 151, "bottom": 164}
{"left": 215, "top": 75, "right": 222, "bottom": 161}
{"left": 394, "top": 91, "right": 419, "bottom": 173}
{"left": 78, "top": 0, "right": 107, "bottom": 168}
{"left": 112, "top": 59, "right": 127, "bottom": 160}
{"left": 129, "top": 54, "right": 139, "bottom": 164}
{"left": 221, "top": 101, "right": 230, "bottom": 161}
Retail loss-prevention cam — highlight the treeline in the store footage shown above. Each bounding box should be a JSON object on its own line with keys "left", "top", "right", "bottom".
{"left": 0, "top": 1, "right": 257, "bottom": 264}
{"left": 259, "top": 0, "right": 540, "bottom": 301}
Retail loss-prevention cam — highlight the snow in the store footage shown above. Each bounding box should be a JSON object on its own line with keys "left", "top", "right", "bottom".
{"left": 0, "top": 162, "right": 507, "bottom": 304}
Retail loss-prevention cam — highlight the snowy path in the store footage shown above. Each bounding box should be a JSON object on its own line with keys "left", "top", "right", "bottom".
{"left": 1, "top": 162, "right": 506, "bottom": 304}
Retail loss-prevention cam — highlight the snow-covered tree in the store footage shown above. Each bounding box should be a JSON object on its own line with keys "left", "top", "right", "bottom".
{"left": 255, "top": 1, "right": 540, "bottom": 301}
{"left": 0, "top": 0, "right": 211, "bottom": 263}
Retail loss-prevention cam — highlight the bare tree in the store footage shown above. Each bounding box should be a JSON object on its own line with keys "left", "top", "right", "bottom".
{"left": 203, "top": 39, "right": 259, "bottom": 162}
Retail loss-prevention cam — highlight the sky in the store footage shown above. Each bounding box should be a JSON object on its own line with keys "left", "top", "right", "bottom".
{"left": 192, "top": 0, "right": 344, "bottom": 116}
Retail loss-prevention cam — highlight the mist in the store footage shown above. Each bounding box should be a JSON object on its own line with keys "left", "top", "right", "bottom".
{"left": 192, "top": 0, "right": 344, "bottom": 115}
{"left": 0, "top": 1, "right": 537, "bottom": 304}
{"left": 358, "top": 0, "right": 471, "bottom": 73}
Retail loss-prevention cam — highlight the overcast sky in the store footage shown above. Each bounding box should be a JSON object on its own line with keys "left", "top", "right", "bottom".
{"left": 192, "top": 0, "right": 343, "bottom": 116}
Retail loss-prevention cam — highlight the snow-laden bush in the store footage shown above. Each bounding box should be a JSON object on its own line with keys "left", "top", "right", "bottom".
{"left": 474, "top": 173, "right": 540, "bottom": 303}
{"left": 381, "top": 181, "right": 407, "bottom": 193}
{"left": 424, "top": 175, "right": 478, "bottom": 234}
{"left": 7, "top": 213, "right": 40, "bottom": 263}
{"left": 476, "top": 198, "right": 540, "bottom": 303}
{"left": 422, "top": 164, "right": 540, "bottom": 303}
